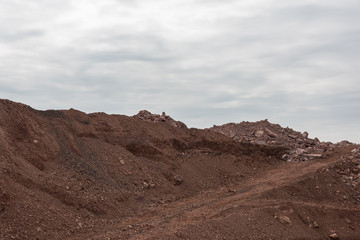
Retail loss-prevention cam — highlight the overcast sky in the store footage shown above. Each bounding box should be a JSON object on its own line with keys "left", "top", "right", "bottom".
{"left": 0, "top": 0, "right": 359, "bottom": 143}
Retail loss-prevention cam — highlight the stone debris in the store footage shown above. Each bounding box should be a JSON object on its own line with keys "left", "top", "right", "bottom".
{"left": 134, "top": 110, "right": 187, "bottom": 128}
{"left": 173, "top": 175, "right": 183, "bottom": 185}
{"left": 264, "top": 127, "right": 278, "bottom": 138}
{"left": 309, "top": 220, "right": 320, "bottom": 228}
{"left": 302, "top": 131, "right": 309, "bottom": 138}
{"left": 295, "top": 148, "right": 306, "bottom": 155}
{"left": 279, "top": 215, "right": 292, "bottom": 226}
{"left": 298, "top": 213, "right": 320, "bottom": 229}
{"left": 337, "top": 140, "right": 353, "bottom": 147}
{"left": 210, "top": 119, "right": 336, "bottom": 162}
{"left": 334, "top": 148, "right": 360, "bottom": 188}
{"left": 329, "top": 232, "right": 339, "bottom": 240}
{"left": 351, "top": 148, "right": 360, "bottom": 157}
{"left": 143, "top": 182, "right": 150, "bottom": 188}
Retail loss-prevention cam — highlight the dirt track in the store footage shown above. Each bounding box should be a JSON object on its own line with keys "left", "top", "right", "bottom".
{"left": 68, "top": 148, "right": 360, "bottom": 240}
{"left": 0, "top": 99, "right": 359, "bottom": 240}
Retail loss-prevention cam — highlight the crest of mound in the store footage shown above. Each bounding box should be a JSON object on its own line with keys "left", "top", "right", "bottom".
{"left": 133, "top": 110, "right": 187, "bottom": 128}
{"left": 210, "top": 119, "right": 335, "bottom": 162}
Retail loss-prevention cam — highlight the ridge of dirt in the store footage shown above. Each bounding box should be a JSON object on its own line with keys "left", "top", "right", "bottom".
{"left": 0, "top": 99, "right": 359, "bottom": 240}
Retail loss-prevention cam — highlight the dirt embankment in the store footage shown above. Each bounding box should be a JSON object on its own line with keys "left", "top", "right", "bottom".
{"left": 0, "top": 99, "right": 359, "bottom": 240}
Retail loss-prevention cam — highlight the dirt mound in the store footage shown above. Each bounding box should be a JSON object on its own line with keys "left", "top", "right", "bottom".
{"left": 210, "top": 120, "right": 337, "bottom": 162}
{"left": 0, "top": 99, "right": 359, "bottom": 240}
{"left": 133, "top": 110, "right": 187, "bottom": 128}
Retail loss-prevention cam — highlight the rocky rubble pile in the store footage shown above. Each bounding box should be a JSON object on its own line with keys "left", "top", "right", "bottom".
{"left": 133, "top": 110, "right": 187, "bottom": 128}
{"left": 210, "top": 120, "right": 335, "bottom": 162}
{"left": 339, "top": 147, "right": 360, "bottom": 188}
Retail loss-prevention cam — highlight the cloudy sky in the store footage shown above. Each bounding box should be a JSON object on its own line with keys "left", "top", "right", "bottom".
{"left": 0, "top": 0, "right": 359, "bottom": 143}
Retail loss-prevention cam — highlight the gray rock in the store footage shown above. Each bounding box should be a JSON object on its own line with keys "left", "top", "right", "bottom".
{"left": 279, "top": 216, "right": 292, "bottom": 226}
{"left": 329, "top": 232, "right": 339, "bottom": 240}
{"left": 255, "top": 140, "right": 266, "bottom": 145}
{"left": 302, "top": 131, "right": 309, "bottom": 138}
{"left": 255, "top": 130, "right": 264, "bottom": 137}
{"left": 288, "top": 134, "right": 297, "bottom": 139}
{"left": 295, "top": 148, "right": 305, "bottom": 155}
{"left": 173, "top": 175, "right": 183, "bottom": 185}
{"left": 265, "top": 128, "right": 278, "bottom": 138}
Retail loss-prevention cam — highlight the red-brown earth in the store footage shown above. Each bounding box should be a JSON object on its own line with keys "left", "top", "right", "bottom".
{"left": 0, "top": 99, "right": 359, "bottom": 240}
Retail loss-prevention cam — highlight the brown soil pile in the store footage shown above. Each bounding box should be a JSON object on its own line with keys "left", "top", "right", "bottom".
{"left": 0, "top": 99, "right": 359, "bottom": 240}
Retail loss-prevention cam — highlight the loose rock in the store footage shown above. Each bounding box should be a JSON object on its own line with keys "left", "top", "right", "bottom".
{"left": 173, "top": 175, "right": 183, "bottom": 185}
{"left": 329, "top": 232, "right": 339, "bottom": 240}
{"left": 279, "top": 216, "right": 292, "bottom": 226}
